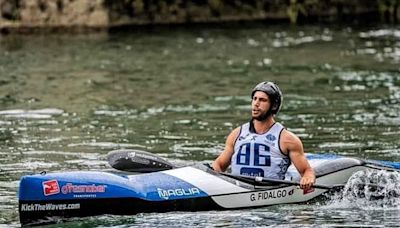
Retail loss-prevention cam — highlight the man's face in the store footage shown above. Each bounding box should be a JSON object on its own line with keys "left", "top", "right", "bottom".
{"left": 251, "top": 91, "right": 271, "bottom": 120}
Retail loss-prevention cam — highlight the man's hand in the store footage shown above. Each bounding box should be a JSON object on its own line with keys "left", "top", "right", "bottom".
{"left": 299, "top": 175, "right": 315, "bottom": 190}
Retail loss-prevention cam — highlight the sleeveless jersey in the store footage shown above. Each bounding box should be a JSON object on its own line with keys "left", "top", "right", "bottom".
{"left": 231, "top": 121, "right": 290, "bottom": 179}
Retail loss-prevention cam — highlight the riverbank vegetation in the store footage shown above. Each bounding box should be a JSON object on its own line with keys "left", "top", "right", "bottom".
{"left": 0, "top": 0, "right": 399, "bottom": 33}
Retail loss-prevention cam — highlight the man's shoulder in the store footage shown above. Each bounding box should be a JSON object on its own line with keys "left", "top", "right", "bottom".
{"left": 280, "top": 128, "right": 302, "bottom": 143}
{"left": 280, "top": 128, "right": 304, "bottom": 155}
{"left": 227, "top": 126, "right": 241, "bottom": 138}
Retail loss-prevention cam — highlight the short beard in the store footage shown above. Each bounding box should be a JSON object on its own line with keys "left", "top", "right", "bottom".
{"left": 253, "top": 109, "right": 273, "bottom": 121}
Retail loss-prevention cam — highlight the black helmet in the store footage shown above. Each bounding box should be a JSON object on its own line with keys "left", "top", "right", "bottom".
{"left": 251, "top": 81, "right": 283, "bottom": 115}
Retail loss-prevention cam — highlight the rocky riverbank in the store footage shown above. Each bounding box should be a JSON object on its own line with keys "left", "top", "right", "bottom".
{"left": 0, "top": 0, "right": 399, "bottom": 33}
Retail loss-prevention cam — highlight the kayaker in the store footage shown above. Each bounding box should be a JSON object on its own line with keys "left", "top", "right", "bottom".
{"left": 212, "top": 81, "right": 315, "bottom": 190}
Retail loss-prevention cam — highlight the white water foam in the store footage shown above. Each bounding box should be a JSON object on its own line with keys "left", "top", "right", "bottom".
{"left": 325, "top": 169, "right": 400, "bottom": 209}
{"left": 0, "top": 108, "right": 64, "bottom": 119}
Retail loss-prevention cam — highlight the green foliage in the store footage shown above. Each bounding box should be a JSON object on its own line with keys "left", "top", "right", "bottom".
{"left": 3, "top": 0, "right": 400, "bottom": 26}
{"left": 286, "top": 0, "right": 320, "bottom": 24}
{"left": 208, "top": 0, "right": 222, "bottom": 11}
{"left": 132, "top": 0, "right": 144, "bottom": 15}
{"left": 377, "top": 0, "right": 400, "bottom": 22}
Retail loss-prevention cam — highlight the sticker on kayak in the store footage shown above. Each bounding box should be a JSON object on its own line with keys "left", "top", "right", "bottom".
{"left": 303, "top": 188, "right": 315, "bottom": 195}
{"left": 60, "top": 183, "right": 106, "bottom": 195}
{"left": 157, "top": 187, "right": 201, "bottom": 200}
{"left": 129, "top": 172, "right": 208, "bottom": 201}
{"left": 250, "top": 188, "right": 294, "bottom": 201}
{"left": 42, "top": 180, "right": 106, "bottom": 197}
{"left": 43, "top": 180, "right": 60, "bottom": 196}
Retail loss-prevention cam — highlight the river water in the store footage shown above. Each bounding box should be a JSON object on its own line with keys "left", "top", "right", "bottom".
{"left": 1, "top": 23, "right": 400, "bottom": 227}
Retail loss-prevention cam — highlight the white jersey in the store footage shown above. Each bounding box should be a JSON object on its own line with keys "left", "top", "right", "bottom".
{"left": 231, "top": 121, "right": 290, "bottom": 179}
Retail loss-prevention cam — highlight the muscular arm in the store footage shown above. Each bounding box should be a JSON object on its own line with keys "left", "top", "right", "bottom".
{"left": 212, "top": 127, "right": 240, "bottom": 172}
{"left": 281, "top": 130, "right": 315, "bottom": 189}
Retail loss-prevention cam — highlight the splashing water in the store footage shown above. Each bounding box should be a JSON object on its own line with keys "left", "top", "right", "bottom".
{"left": 327, "top": 170, "right": 400, "bottom": 209}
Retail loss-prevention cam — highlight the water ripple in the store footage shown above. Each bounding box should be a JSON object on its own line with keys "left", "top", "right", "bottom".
{"left": 67, "top": 142, "right": 147, "bottom": 149}
{"left": 0, "top": 108, "right": 64, "bottom": 119}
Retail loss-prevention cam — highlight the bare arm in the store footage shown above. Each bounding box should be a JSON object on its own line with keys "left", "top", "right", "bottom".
{"left": 212, "top": 127, "right": 240, "bottom": 172}
{"left": 281, "top": 129, "right": 315, "bottom": 189}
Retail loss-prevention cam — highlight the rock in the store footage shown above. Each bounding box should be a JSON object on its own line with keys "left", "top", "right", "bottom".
{"left": 1, "top": 0, "right": 16, "bottom": 20}
{"left": 19, "top": 0, "right": 108, "bottom": 26}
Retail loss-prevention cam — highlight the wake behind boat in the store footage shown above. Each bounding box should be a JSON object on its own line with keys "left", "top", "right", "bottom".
{"left": 18, "top": 150, "right": 400, "bottom": 226}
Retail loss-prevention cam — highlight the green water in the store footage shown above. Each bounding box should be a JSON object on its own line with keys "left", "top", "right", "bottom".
{"left": 1, "top": 23, "right": 400, "bottom": 227}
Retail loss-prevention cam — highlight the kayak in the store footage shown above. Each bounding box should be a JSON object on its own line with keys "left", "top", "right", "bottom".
{"left": 18, "top": 150, "right": 400, "bottom": 226}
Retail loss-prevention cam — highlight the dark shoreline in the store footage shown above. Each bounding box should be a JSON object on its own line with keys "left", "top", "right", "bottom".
{"left": 1, "top": 0, "right": 397, "bottom": 35}
{"left": 0, "top": 11, "right": 388, "bottom": 36}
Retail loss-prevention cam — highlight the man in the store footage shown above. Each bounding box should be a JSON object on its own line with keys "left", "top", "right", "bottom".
{"left": 212, "top": 81, "right": 315, "bottom": 189}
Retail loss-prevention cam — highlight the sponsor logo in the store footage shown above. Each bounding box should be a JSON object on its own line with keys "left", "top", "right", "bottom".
{"left": 61, "top": 183, "right": 106, "bottom": 194}
{"left": 266, "top": 134, "right": 276, "bottom": 141}
{"left": 20, "top": 203, "right": 80, "bottom": 211}
{"left": 128, "top": 151, "right": 159, "bottom": 161}
{"left": 157, "top": 187, "right": 201, "bottom": 200}
{"left": 303, "top": 188, "right": 315, "bottom": 195}
{"left": 250, "top": 188, "right": 294, "bottom": 201}
{"left": 43, "top": 180, "right": 60, "bottom": 196}
{"left": 42, "top": 180, "right": 106, "bottom": 197}
{"left": 127, "top": 151, "right": 155, "bottom": 165}
{"left": 128, "top": 151, "right": 136, "bottom": 158}
{"left": 238, "top": 133, "right": 250, "bottom": 141}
